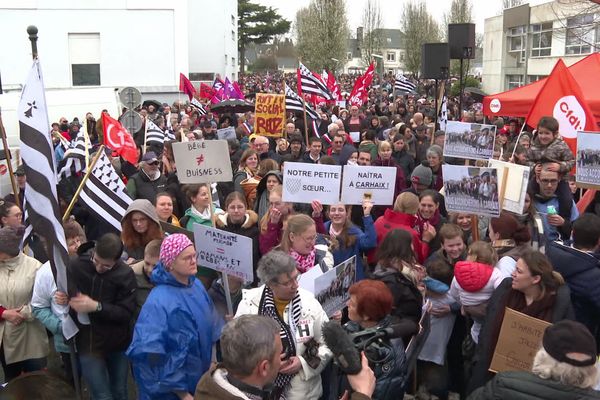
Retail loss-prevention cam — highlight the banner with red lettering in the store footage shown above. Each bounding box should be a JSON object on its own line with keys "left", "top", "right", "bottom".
{"left": 325, "top": 71, "right": 342, "bottom": 101}
{"left": 254, "top": 93, "right": 286, "bottom": 137}
{"left": 526, "top": 59, "right": 597, "bottom": 155}
{"left": 348, "top": 75, "right": 366, "bottom": 107}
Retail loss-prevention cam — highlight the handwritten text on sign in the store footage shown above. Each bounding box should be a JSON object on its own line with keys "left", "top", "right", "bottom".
{"left": 254, "top": 93, "right": 286, "bottom": 137}
{"left": 172, "top": 140, "right": 232, "bottom": 184}
{"left": 283, "top": 162, "right": 342, "bottom": 205}
{"left": 341, "top": 165, "right": 397, "bottom": 205}
{"left": 489, "top": 307, "right": 551, "bottom": 373}
{"left": 193, "top": 224, "right": 253, "bottom": 282}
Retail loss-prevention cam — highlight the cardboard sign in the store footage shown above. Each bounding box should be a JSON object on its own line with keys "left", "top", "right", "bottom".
{"left": 283, "top": 162, "right": 342, "bottom": 205}
{"left": 443, "top": 121, "right": 497, "bottom": 161}
{"left": 576, "top": 131, "right": 600, "bottom": 188}
{"left": 217, "top": 126, "right": 236, "bottom": 141}
{"left": 172, "top": 140, "right": 232, "bottom": 184}
{"left": 341, "top": 165, "right": 397, "bottom": 205}
{"left": 314, "top": 256, "right": 357, "bottom": 317}
{"left": 193, "top": 224, "right": 254, "bottom": 282}
{"left": 442, "top": 165, "right": 501, "bottom": 217}
{"left": 254, "top": 93, "right": 286, "bottom": 137}
{"left": 488, "top": 159, "right": 529, "bottom": 214}
{"left": 489, "top": 307, "right": 552, "bottom": 373}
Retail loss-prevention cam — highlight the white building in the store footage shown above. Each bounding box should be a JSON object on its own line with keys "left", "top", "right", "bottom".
{"left": 482, "top": 0, "right": 599, "bottom": 95}
{"left": 344, "top": 27, "right": 406, "bottom": 75}
{"left": 0, "top": 0, "right": 237, "bottom": 99}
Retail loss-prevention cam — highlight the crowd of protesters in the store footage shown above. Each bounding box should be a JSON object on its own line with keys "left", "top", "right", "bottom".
{"left": 1, "top": 69, "right": 600, "bottom": 400}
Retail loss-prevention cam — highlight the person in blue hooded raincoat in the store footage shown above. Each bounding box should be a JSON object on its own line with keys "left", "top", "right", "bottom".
{"left": 126, "top": 234, "right": 224, "bottom": 400}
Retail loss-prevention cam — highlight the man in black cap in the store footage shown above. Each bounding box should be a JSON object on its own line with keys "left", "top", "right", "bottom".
{"left": 4, "top": 165, "right": 26, "bottom": 206}
{"left": 469, "top": 320, "right": 600, "bottom": 399}
{"left": 126, "top": 151, "right": 167, "bottom": 202}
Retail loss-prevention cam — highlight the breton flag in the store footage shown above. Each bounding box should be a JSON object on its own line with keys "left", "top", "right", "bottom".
{"left": 439, "top": 96, "right": 448, "bottom": 131}
{"left": 297, "top": 62, "right": 333, "bottom": 100}
{"left": 79, "top": 151, "right": 132, "bottom": 231}
{"left": 190, "top": 97, "right": 207, "bottom": 115}
{"left": 145, "top": 119, "right": 166, "bottom": 146}
{"left": 395, "top": 74, "right": 417, "bottom": 94}
{"left": 58, "top": 129, "right": 87, "bottom": 179}
{"left": 285, "top": 84, "right": 319, "bottom": 120}
{"left": 18, "top": 59, "right": 70, "bottom": 295}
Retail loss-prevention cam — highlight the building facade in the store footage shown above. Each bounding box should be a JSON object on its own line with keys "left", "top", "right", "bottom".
{"left": 482, "top": 0, "right": 599, "bottom": 95}
{"left": 344, "top": 27, "right": 406, "bottom": 75}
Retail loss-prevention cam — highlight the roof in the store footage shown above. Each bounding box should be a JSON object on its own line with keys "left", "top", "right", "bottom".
{"left": 347, "top": 38, "right": 361, "bottom": 58}
{"left": 376, "top": 29, "right": 405, "bottom": 49}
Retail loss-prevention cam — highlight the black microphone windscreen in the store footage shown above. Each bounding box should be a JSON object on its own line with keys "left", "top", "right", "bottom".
{"left": 322, "top": 321, "right": 362, "bottom": 375}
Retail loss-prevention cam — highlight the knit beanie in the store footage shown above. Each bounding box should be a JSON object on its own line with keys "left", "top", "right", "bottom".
{"left": 160, "top": 233, "right": 193, "bottom": 268}
{"left": 0, "top": 225, "right": 26, "bottom": 257}
{"left": 411, "top": 161, "right": 433, "bottom": 187}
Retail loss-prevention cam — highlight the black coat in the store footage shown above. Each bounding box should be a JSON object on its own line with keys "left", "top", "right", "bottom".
{"left": 467, "top": 278, "right": 575, "bottom": 395}
{"left": 468, "top": 370, "right": 600, "bottom": 400}
{"left": 545, "top": 241, "right": 600, "bottom": 339}
{"left": 69, "top": 242, "right": 137, "bottom": 355}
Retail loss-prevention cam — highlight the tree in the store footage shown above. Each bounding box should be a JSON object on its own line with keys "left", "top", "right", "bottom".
{"left": 400, "top": 2, "right": 441, "bottom": 76}
{"left": 450, "top": 76, "right": 480, "bottom": 96}
{"left": 295, "top": 0, "right": 349, "bottom": 72}
{"left": 238, "top": 0, "right": 291, "bottom": 74}
{"left": 361, "top": 0, "right": 383, "bottom": 66}
{"left": 552, "top": 0, "right": 600, "bottom": 48}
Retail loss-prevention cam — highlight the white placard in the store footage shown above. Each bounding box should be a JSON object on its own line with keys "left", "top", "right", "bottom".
{"left": 576, "top": 131, "right": 600, "bottom": 188}
{"left": 298, "top": 264, "right": 324, "bottom": 294}
{"left": 172, "top": 140, "right": 232, "bottom": 184}
{"left": 314, "top": 256, "right": 356, "bottom": 317}
{"left": 193, "top": 224, "right": 253, "bottom": 282}
{"left": 217, "top": 126, "right": 236, "bottom": 140}
{"left": 443, "top": 121, "right": 497, "bottom": 161}
{"left": 341, "top": 165, "right": 397, "bottom": 205}
{"left": 442, "top": 164, "right": 501, "bottom": 217}
{"left": 488, "top": 159, "right": 530, "bottom": 214}
{"left": 283, "top": 162, "right": 342, "bottom": 205}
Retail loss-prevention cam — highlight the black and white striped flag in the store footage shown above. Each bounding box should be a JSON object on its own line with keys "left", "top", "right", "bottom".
{"left": 285, "top": 84, "right": 319, "bottom": 120}
{"left": 79, "top": 151, "right": 132, "bottom": 231}
{"left": 298, "top": 62, "right": 333, "bottom": 100}
{"left": 439, "top": 96, "right": 448, "bottom": 131}
{"left": 394, "top": 74, "right": 417, "bottom": 94}
{"left": 58, "top": 129, "right": 87, "bottom": 179}
{"left": 145, "top": 119, "right": 165, "bottom": 146}
{"left": 190, "top": 97, "right": 207, "bottom": 115}
{"left": 18, "top": 59, "right": 70, "bottom": 295}
{"left": 165, "top": 129, "right": 177, "bottom": 142}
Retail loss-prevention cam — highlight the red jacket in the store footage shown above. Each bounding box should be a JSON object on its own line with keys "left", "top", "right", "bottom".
{"left": 369, "top": 208, "right": 430, "bottom": 264}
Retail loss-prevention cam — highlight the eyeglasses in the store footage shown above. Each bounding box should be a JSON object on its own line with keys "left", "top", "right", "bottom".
{"left": 275, "top": 272, "right": 301, "bottom": 287}
{"left": 147, "top": 161, "right": 159, "bottom": 166}
{"left": 91, "top": 251, "right": 116, "bottom": 270}
{"left": 540, "top": 179, "right": 559, "bottom": 186}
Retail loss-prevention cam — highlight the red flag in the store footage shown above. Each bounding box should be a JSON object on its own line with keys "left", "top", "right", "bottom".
{"left": 179, "top": 73, "right": 196, "bottom": 100}
{"left": 326, "top": 71, "right": 342, "bottom": 101}
{"left": 361, "top": 63, "right": 375, "bottom": 103}
{"left": 526, "top": 59, "right": 597, "bottom": 154}
{"left": 199, "top": 83, "right": 216, "bottom": 99}
{"left": 102, "top": 112, "right": 138, "bottom": 165}
{"left": 348, "top": 75, "right": 366, "bottom": 107}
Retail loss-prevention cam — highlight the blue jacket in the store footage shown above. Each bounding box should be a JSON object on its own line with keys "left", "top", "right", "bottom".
{"left": 126, "top": 262, "right": 224, "bottom": 400}
{"left": 325, "top": 216, "right": 377, "bottom": 280}
{"left": 545, "top": 240, "right": 600, "bottom": 335}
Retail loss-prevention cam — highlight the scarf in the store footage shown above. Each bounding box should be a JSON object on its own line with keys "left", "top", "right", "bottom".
{"left": 289, "top": 249, "right": 316, "bottom": 273}
{"left": 191, "top": 204, "right": 211, "bottom": 220}
{"left": 258, "top": 285, "right": 302, "bottom": 399}
{"left": 414, "top": 210, "right": 441, "bottom": 239}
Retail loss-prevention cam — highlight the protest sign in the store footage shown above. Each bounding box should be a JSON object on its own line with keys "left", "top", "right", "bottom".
{"left": 314, "top": 256, "right": 356, "bottom": 317}
{"left": 576, "top": 131, "right": 600, "bottom": 188}
{"left": 160, "top": 221, "right": 194, "bottom": 241}
{"left": 341, "top": 165, "right": 397, "bottom": 205}
{"left": 443, "top": 121, "right": 497, "bottom": 160}
{"left": 489, "top": 308, "right": 552, "bottom": 373}
{"left": 193, "top": 224, "right": 253, "bottom": 282}
{"left": 488, "top": 159, "right": 528, "bottom": 214}
{"left": 298, "top": 264, "right": 324, "bottom": 294}
{"left": 254, "top": 93, "right": 286, "bottom": 137}
{"left": 172, "top": 140, "right": 232, "bottom": 184}
{"left": 217, "top": 126, "right": 236, "bottom": 141}
{"left": 442, "top": 165, "right": 501, "bottom": 217}
{"left": 283, "top": 162, "right": 342, "bottom": 205}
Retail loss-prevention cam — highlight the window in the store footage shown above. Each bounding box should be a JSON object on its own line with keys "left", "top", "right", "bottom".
{"left": 507, "top": 26, "right": 526, "bottom": 52}
{"left": 347, "top": 52, "right": 352, "bottom": 60}
{"left": 231, "top": 15, "right": 235, "bottom": 25}
{"left": 507, "top": 74, "right": 524, "bottom": 89}
{"left": 69, "top": 33, "right": 101, "bottom": 86}
{"left": 189, "top": 73, "right": 214, "bottom": 81}
{"left": 400, "top": 53, "right": 405, "bottom": 61}
{"left": 530, "top": 22, "right": 552, "bottom": 57}
{"left": 232, "top": 30, "right": 235, "bottom": 41}
{"left": 386, "top": 52, "right": 396, "bottom": 62}
{"left": 528, "top": 75, "right": 547, "bottom": 83}
{"left": 232, "top": 57, "right": 235, "bottom": 66}
{"left": 386, "top": 37, "right": 392, "bottom": 44}
{"left": 565, "top": 14, "right": 595, "bottom": 55}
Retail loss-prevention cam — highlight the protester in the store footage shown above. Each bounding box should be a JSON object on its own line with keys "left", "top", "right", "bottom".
{"left": 372, "top": 140, "right": 407, "bottom": 197}
{"left": 468, "top": 250, "right": 575, "bottom": 394}
{"left": 414, "top": 190, "right": 445, "bottom": 253}
{"left": 181, "top": 183, "right": 224, "bottom": 230}
{"left": 426, "top": 145, "right": 444, "bottom": 191}
{"left": 391, "top": 133, "right": 415, "bottom": 180}
{"left": 235, "top": 250, "right": 332, "bottom": 400}
{"left": 127, "top": 234, "right": 223, "bottom": 400}
{"left": 0, "top": 225, "right": 48, "bottom": 381}
{"left": 126, "top": 151, "right": 168, "bottom": 202}
{"left": 155, "top": 192, "right": 180, "bottom": 226}
{"left": 130, "top": 239, "right": 162, "bottom": 321}
{"left": 254, "top": 170, "right": 282, "bottom": 221}
{"left": 489, "top": 211, "right": 532, "bottom": 276}
{"left": 121, "top": 199, "right": 164, "bottom": 261}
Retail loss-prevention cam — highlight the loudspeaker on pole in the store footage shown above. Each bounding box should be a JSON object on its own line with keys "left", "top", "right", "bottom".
{"left": 448, "top": 23, "right": 476, "bottom": 60}
{"left": 421, "top": 43, "right": 450, "bottom": 80}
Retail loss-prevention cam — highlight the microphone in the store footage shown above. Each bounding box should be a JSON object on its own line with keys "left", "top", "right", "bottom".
{"left": 322, "top": 321, "right": 362, "bottom": 375}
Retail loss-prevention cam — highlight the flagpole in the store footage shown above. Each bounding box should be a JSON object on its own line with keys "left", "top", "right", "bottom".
{"left": 62, "top": 146, "right": 104, "bottom": 222}
{"left": 0, "top": 111, "right": 20, "bottom": 209}
{"left": 142, "top": 115, "right": 149, "bottom": 155}
{"left": 302, "top": 97, "right": 309, "bottom": 147}
{"left": 82, "top": 116, "right": 90, "bottom": 169}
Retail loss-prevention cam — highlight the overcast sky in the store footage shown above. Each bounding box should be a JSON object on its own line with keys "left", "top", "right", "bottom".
{"left": 256, "top": 0, "right": 552, "bottom": 35}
